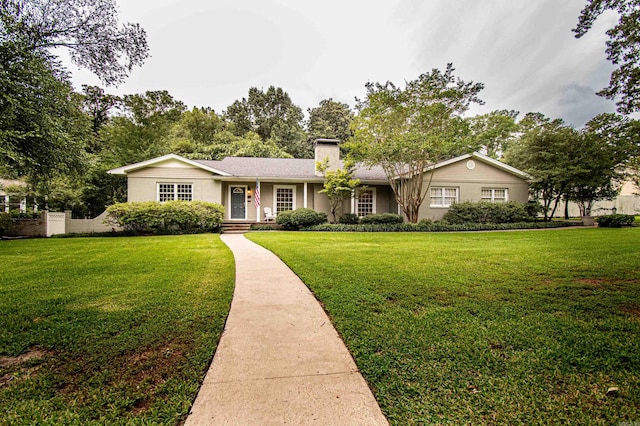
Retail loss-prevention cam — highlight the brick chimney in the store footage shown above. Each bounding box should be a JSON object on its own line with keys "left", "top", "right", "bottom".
{"left": 314, "top": 138, "right": 341, "bottom": 176}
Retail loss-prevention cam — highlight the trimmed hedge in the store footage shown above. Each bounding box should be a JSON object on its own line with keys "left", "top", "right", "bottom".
{"left": 359, "top": 213, "right": 404, "bottom": 224}
{"left": 303, "top": 221, "right": 582, "bottom": 232}
{"left": 104, "top": 201, "right": 224, "bottom": 234}
{"left": 595, "top": 214, "right": 635, "bottom": 228}
{"left": 276, "top": 208, "right": 327, "bottom": 230}
{"left": 443, "top": 201, "right": 538, "bottom": 224}
{"left": 0, "top": 213, "right": 12, "bottom": 237}
{"left": 339, "top": 213, "right": 360, "bottom": 224}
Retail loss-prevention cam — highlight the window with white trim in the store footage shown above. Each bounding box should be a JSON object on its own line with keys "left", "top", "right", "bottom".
{"left": 274, "top": 185, "right": 295, "bottom": 213}
{"left": 357, "top": 189, "right": 376, "bottom": 216}
{"left": 481, "top": 188, "right": 508, "bottom": 203}
{"left": 430, "top": 187, "right": 458, "bottom": 207}
{"left": 158, "top": 183, "right": 192, "bottom": 202}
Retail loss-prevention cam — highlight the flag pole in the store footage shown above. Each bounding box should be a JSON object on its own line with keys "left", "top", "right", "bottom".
{"left": 254, "top": 177, "right": 261, "bottom": 223}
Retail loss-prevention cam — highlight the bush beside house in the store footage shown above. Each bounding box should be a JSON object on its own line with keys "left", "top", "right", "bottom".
{"left": 105, "top": 201, "right": 224, "bottom": 234}
{"left": 276, "top": 208, "right": 327, "bottom": 230}
{"left": 0, "top": 213, "right": 12, "bottom": 237}
{"left": 359, "top": 213, "right": 404, "bottom": 224}
{"left": 443, "top": 201, "right": 540, "bottom": 224}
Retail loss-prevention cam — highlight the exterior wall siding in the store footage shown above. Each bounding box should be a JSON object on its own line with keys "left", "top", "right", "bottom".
{"left": 418, "top": 160, "right": 530, "bottom": 221}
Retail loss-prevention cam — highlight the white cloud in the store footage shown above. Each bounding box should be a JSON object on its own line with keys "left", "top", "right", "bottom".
{"left": 65, "top": 0, "right": 624, "bottom": 126}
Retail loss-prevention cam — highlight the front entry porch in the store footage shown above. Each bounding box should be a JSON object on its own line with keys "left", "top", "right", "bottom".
{"left": 221, "top": 221, "right": 281, "bottom": 234}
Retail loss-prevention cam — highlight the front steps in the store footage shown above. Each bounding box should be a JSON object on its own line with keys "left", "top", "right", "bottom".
{"left": 221, "top": 221, "right": 279, "bottom": 234}
{"left": 221, "top": 222, "right": 252, "bottom": 234}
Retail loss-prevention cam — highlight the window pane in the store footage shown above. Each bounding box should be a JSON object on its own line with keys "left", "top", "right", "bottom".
{"left": 481, "top": 189, "right": 492, "bottom": 200}
{"left": 444, "top": 188, "right": 457, "bottom": 206}
{"left": 430, "top": 188, "right": 442, "bottom": 206}
{"left": 358, "top": 190, "right": 374, "bottom": 216}
{"left": 430, "top": 187, "right": 457, "bottom": 206}
{"left": 276, "top": 188, "right": 293, "bottom": 213}
{"left": 158, "top": 184, "right": 175, "bottom": 202}
{"left": 177, "top": 184, "right": 192, "bottom": 201}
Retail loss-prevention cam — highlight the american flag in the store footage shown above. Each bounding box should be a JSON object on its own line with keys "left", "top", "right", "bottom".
{"left": 254, "top": 179, "right": 260, "bottom": 208}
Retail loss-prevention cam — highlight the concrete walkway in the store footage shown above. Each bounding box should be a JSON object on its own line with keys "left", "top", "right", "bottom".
{"left": 185, "top": 234, "right": 388, "bottom": 426}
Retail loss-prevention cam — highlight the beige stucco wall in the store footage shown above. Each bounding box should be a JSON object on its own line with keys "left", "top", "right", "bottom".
{"left": 418, "top": 159, "right": 530, "bottom": 221}
{"left": 127, "top": 166, "right": 222, "bottom": 204}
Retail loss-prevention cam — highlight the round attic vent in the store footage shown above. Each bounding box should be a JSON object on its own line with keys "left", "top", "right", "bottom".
{"left": 466, "top": 160, "right": 476, "bottom": 170}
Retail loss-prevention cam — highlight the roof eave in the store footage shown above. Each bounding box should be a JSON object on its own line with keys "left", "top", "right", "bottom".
{"left": 107, "top": 154, "right": 232, "bottom": 176}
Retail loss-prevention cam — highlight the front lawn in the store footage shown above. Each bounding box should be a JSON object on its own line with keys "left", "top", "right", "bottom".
{"left": 0, "top": 235, "right": 235, "bottom": 424}
{"left": 248, "top": 228, "right": 640, "bottom": 425}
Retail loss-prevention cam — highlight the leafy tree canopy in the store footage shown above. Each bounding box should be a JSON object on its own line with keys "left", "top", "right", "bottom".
{"left": 504, "top": 112, "right": 632, "bottom": 218}
{"left": 224, "top": 86, "right": 309, "bottom": 158}
{"left": 348, "top": 64, "right": 484, "bottom": 222}
{"left": 0, "top": 41, "right": 89, "bottom": 184}
{"left": 307, "top": 98, "right": 354, "bottom": 143}
{"left": 1, "top": 0, "right": 149, "bottom": 85}
{"left": 573, "top": 0, "right": 640, "bottom": 114}
{"left": 467, "top": 109, "right": 519, "bottom": 159}
{"left": 316, "top": 158, "right": 360, "bottom": 223}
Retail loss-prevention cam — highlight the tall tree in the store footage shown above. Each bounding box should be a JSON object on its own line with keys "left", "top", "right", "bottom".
{"left": 503, "top": 117, "right": 578, "bottom": 220}
{"left": 81, "top": 85, "right": 120, "bottom": 137}
{"left": 573, "top": 0, "right": 640, "bottom": 114}
{"left": 224, "top": 86, "right": 309, "bottom": 157}
{"left": 1, "top": 0, "right": 149, "bottom": 85}
{"left": 504, "top": 112, "right": 631, "bottom": 219}
{"left": 316, "top": 158, "right": 360, "bottom": 223}
{"left": 467, "top": 110, "right": 519, "bottom": 158}
{"left": 0, "top": 41, "right": 89, "bottom": 183}
{"left": 582, "top": 112, "right": 639, "bottom": 201}
{"left": 102, "top": 91, "right": 186, "bottom": 165}
{"left": 348, "top": 64, "right": 483, "bottom": 223}
{"left": 307, "top": 99, "right": 354, "bottom": 142}
{"left": 0, "top": 0, "right": 148, "bottom": 187}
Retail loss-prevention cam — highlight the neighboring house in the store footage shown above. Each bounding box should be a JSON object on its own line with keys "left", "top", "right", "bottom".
{"left": 108, "top": 139, "right": 530, "bottom": 221}
{"left": 0, "top": 179, "right": 36, "bottom": 213}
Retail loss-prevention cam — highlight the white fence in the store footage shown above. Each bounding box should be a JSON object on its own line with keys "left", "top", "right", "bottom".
{"left": 550, "top": 195, "right": 640, "bottom": 218}
{"left": 10, "top": 211, "right": 120, "bottom": 237}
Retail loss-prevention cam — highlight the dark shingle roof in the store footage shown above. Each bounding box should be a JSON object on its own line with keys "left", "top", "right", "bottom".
{"left": 194, "top": 157, "right": 388, "bottom": 181}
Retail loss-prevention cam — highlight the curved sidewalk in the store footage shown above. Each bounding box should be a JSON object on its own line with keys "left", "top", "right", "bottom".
{"left": 185, "top": 234, "right": 388, "bottom": 425}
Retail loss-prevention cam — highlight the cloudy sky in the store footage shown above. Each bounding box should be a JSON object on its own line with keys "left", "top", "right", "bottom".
{"left": 68, "top": 0, "right": 621, "bottom": 128}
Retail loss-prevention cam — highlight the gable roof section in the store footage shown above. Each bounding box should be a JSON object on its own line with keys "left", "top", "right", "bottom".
{"left": 107, "top": 154, "right": 232, "bottom": 176}
{"left": 425, "top": 152, "right": 530, "bottom": 180}
{"left": 107, "top": 152, "right": 527, "bottom": 182}
{"left": 195, "top": 157, "right": 388, "bottom": 181}
{"left": 195, "top": 157, "right": 317, "bottom": 179}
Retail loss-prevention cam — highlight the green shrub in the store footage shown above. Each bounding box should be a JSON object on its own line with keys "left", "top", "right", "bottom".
{"left": 104, "top": 201, "right": 224, "bottom": 234}
{"left": 595, "top": 214, "right": 635, "bottom": 228}
{"left": 443, "top": 201, "right": 535, "bottom": 224}
{"left": 339, "top": 213, "right": 360, "bottom": 224}
{"left": 275, "top": 210, "right": 295, "bottom": 230}
{"left": 359, "top": 213, "right": 404, "bottom": 224}
{"left": 250, "top": 224, "right": 281, "bottom": 231}
{"left": 9, "top": 209, "right": 40, "bottom": 219}
{"left": 0, "top": 213, "right": 12, "bottom": 237}
{"left": 525, "top": 201, "right": 544, "bottom": 218}
{"left": 276, "top": 208, "right": 327, "bottom": 230}
{"left": 304, "top": 221, "right": 581, "bottom": 232}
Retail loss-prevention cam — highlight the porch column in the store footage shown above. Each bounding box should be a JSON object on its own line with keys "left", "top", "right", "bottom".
{"left": 4, "top": 195, "right": 8, "bottom": 213}
{"left": 303, "top": 182, "right": 308, "bottom": 208}
{"left": 351, "top": 191, "right": 356, "bottom": 214}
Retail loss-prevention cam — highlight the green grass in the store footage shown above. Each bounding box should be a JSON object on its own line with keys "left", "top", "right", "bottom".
{"left": 247, "top": 228, "right": 640, "bottom": 425}
{"left": 0, "top": 235, "right": 235, "bottom": 425}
